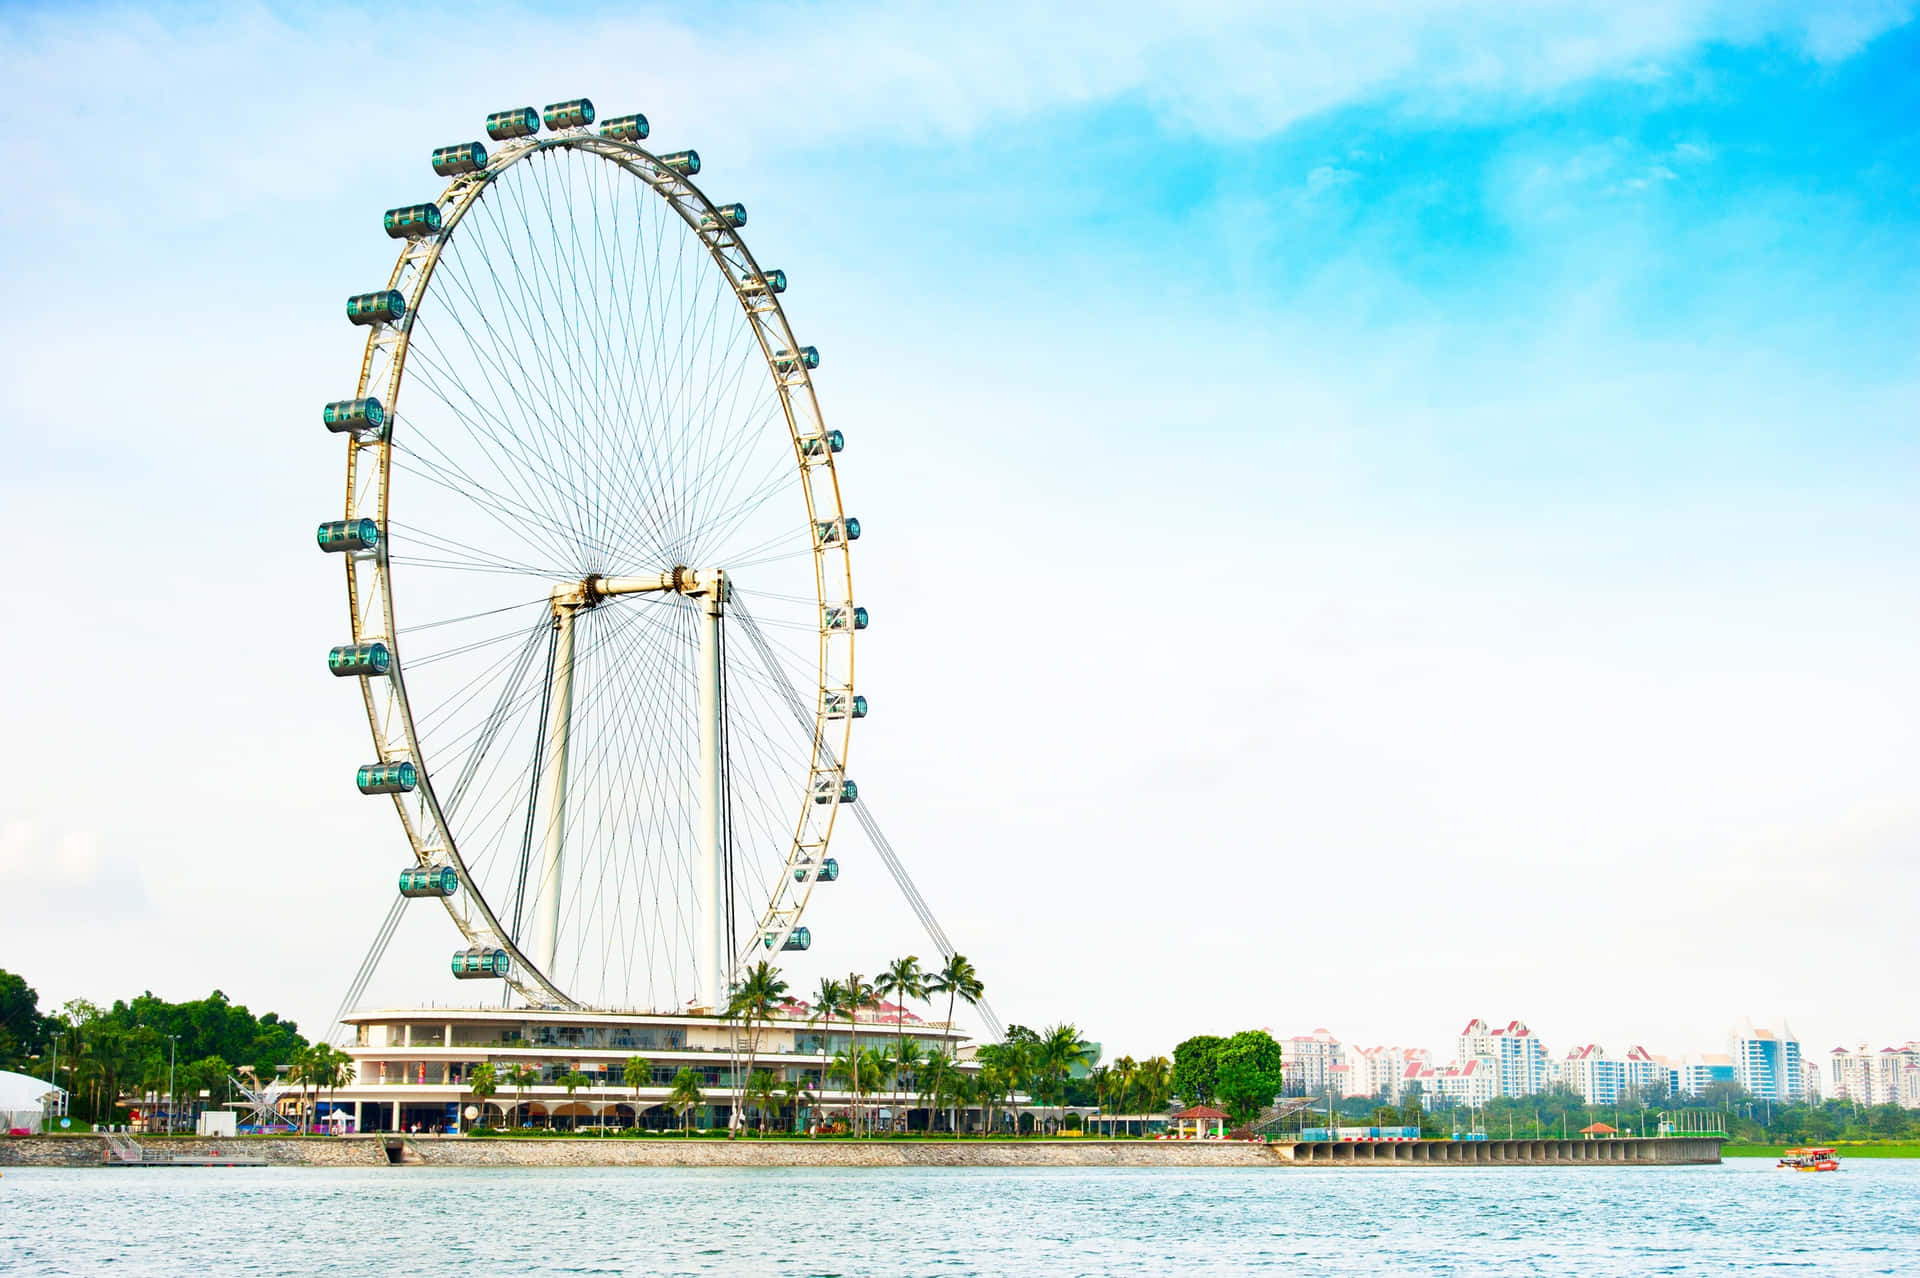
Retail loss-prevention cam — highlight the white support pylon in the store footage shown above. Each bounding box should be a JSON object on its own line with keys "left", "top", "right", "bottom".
{"left": 529, "top": 590, "right": 580, "bottom": 979}
{"left": 695, "top": 574, "right": 729, "bottom": 1013}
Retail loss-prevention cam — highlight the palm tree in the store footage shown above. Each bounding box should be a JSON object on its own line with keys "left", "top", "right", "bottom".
{"left": 1135, "top": 1055, "right": 1174, "bottom": 1114}
{"left": 890, "top": 1037, "right": 926, "bottom": 1133}
{"left": 1089, "top": 1065, "right": 1111, "bottom": 1125}
{"left": 623, "top": 1054, "right": 652, "bottom": 1130}
{"left": 746, "top": 1070, "right": 779, "bottom": 1135}
{"left": 558, "top": 1069, "right": 590, "bottom": 1132}
{"left": 286, "top": 1044, "right": 319, "bottom": 1133}
{"left": 505, "top": 1063, "right": 537, "bottom": 1128}
{"left": 314, "top": 1044, "right": 353, "bottom": 1131}
{"left": 842, "top": 972, "right": 874, "bottom": 1135}
{"left": 927, "top": 953, "right": 984, "bottom": 1037}
{"left": 874, "top": 955, "right": 927, "bottom": 1134}
{"left": 1109, "top": 1056, "right": 1138, "bottom": 1119}
{"left": 780, "top": 1076, "right": 808, "bottom": 1134}
{"left": 918, "top": 1048, "right": 956, "bottom": 1132}
{"left": 1034, "top": 1023, "right": 1094, "bottom": 1133}
{"left": 723, "top": 960, "right": 790, "bottom": 1138}
{"left": 467, "top": 1062, "right": 499, "bottom": 1131}
{"left": 669, "top": 1066, "right": 704, "bottom": 1134}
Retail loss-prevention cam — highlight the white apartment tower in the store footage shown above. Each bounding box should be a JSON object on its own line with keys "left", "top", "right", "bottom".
{"left": 1281, "top": 1028, "right": 1347, "bottom": 1098}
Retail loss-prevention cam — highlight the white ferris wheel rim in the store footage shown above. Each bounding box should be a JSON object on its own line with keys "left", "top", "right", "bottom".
{"left": 338, "top": 114, "right": 854, "bottom": 1010}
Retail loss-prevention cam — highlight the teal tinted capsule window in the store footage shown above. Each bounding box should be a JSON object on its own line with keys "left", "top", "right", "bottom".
{"left": 542, "top": 98, "right": 595, "bottom": 130}
{"left": 659, "top": 150, "right": 700, "bottom": 175}
{"left": 323, "top": 398, "right": 385, "bottom": 433}
{"left": 782, "top": 927, "right": 812, "bottom": 951}
{"left": 345, "top": 291, "right": 406, "bottom": 326}
{"left": 774, "top": 346, "right": 820, "bottom": 372}
{"left": 601, "top": 113, "right": 648, "bottom": 142}
{"left": 430, "top": 142, "right": 487, "bottom": 177}
{"left": 700, "top": 203, "right": 746, "bottom": 230}
{"left": 851, "top": 606, "right": 869, "bottom": 630}
{"left": 316, "top": 518, "right": 379, "bottom": 553}
{"left": 486, "top": 107, "right": 539, "bottom": 140}
{"left": 799, "top": 429, "right": 843, "bottom": 459}
{"left": 328, "top": 642, "right": 391, "bottom": 677}
{"left": 382, "top": 204, "right": 442, "bottom": 239}
{"left": 742, "top": 268, "right": 786, "bottom": 296}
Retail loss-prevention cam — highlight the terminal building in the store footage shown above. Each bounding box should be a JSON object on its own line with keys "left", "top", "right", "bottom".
{"left": 330, "top": 1001, "right": 977, "bottom": 1133}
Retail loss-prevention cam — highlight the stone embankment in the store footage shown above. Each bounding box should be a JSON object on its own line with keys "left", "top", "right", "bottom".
{"left": 3, "top": 1134, "right": 1721, "bottom": 1169}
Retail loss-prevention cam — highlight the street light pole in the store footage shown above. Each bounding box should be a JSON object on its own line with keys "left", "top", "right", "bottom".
{"left": 166, "top": 1035, "right": 179, "bottom": 1135}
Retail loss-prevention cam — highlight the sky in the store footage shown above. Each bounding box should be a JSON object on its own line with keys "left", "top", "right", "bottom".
{"left": 2, "top": 1, "right": 1917, "bottom": 1071}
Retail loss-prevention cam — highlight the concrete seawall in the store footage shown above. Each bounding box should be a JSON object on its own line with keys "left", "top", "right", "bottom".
{"left": 2, "top": 1135, "right": 1720, "bottom": 1169}
{"left": 1273, "top": 1136, "right": 1722, "bottom": 1166}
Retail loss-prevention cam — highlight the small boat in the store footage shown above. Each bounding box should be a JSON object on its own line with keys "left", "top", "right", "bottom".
{"left": 1777, "top": 1147, "right": 1840, "bottom": 1172}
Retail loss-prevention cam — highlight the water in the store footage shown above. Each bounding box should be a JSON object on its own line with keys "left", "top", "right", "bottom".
{"left": 3, "top": 1159, "right": 1917, "bottom": 1274}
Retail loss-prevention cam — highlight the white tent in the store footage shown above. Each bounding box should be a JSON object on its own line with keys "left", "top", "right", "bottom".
{"left": 0, "top": 1069, "right": 66, "bottom": 1135}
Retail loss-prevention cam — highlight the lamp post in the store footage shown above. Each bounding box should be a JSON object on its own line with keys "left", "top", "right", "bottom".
{"left": 165, "top": 1035, "right": 180, "bottom": 1134}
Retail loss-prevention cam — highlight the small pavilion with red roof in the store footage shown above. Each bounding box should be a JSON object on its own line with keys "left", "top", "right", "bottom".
{"left": 1171, "top": 1104, "right": 1229, "bottom": 1140}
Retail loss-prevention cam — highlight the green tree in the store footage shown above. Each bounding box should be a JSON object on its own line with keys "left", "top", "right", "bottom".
{"left": 505, "top": 1063, "right": 538, "bottom": 1128}
{"left": 1213, "top": 1030, "right": 1286, "bottom": 1126}
{"left": 875, "top": 955, "right": 927, "bottom": 1134}
{"left": 890, "top": 1036, "right": 926, "bottom": 1132}
{"left": 723, "top": 960, "right": 790, "bottom": 1138}
{"left": 558, "top": 1069, "right": 590, "bottom": 1131}
{"left": 842, "top": 972, "right": 875, "bottom": 1135}
{"left": 670, "top": 1066, "right": 704, "bottom": 1133}
{"left": 1172, "top": 1035, "right": 1226, "bottom": 1107}
{"left": 927, "top": 953, "right": 984, "bottom": 1036}
{"left": 624, "top": 1054, "right": 652, "bottom": 1128}
{"left": 746, "top": 1069, "right": 779, "bottom": 1135}
{"left": 1033, "top": 1023, "right": 1096, "bottom": 1132}
{"left": 1135, "top": 1055, "right": 1174, "bottom": 1113}
{"left": 468, "top": 1061, "right": 499, "bottom": 1130}
{"left": 809, "top": 977, "right": 849, "bottom": 1120}
{"left": 0, "top": 969, "right": 45, "bottom": 1070}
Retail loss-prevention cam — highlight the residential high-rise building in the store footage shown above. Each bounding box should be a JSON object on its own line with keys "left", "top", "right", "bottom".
{"left": 1732, "top": 1020, "right": 1803, "bottom": 1102}
{"left": 1667, "top": 1053, "right": 1735, "bottom": 1097}
{"left": 1489, "top": 1021, "right": 1551, "bottom": 1098}
{"left": 1453, "top": 1018, "right": 1551, "bottom": 1099}
{"left": 1281, "top": 1028, "right": 1346, "bottom": 1098}
{"left": 1349, "top": 1046, "right": 1432, "bottom": 1103}
{"left": 1830, "top": 1043, "right": 1920, "bottom": 1108}
{"left": 1556, "top": 1044, "right": 1666, "bottom": 1104}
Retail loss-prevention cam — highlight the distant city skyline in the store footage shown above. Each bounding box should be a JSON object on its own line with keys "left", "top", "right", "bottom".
{"left": 3, "top": 2, "right": 1917, "bottom": 1060}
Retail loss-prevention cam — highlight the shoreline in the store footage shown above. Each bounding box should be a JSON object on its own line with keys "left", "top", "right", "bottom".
{"left": 1, "top": 1134, "right": 1723, "bottom": 1169}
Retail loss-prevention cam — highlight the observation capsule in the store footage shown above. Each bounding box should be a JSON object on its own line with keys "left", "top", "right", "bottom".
{"left": 773, "top": 346, "right": 820, "bottom": 373}
{"left": 323, "top": 397, "right": 385, "bottom": 434}
{"left": 699, "top": 203, "right": 746, "bottom": 230}
{"left": 316, "top": 517, "right": 380, "bottom": 554}
{"left": 382, "top": 203, "right": 443, "bottom": 239}
{"left": 486, "top": 107, "right": 539, "bottom": 140}
{"left": 740, "top": 268, "right": 786, "bottom": 296}
{"left": 356, "top": 760, "right": 418, "bottom": 795}
{"left": 451, "top": 947, "right": 511, "bottom": 979}
{"left": 781, "top": 927, "right": 812, "bottom": 952}
{"left": 823, "top": 603, "right": 869, "bottom": 632}
{"left": 798, "top": 430, "right": 844, "bottom": 459}
{"left": 658, "top": 149, "right": 700, "bottom": 176}
{"left": 814, "top": 516, "right": 860, "bottom": 546}
{"left": 328, "top": 642, "right": 391, "bottom": 677}
{"left": 600, "top": 113, "right": 648, "bottom": 142}
{"left": 345, "top": 290, "right": 406, "bottom": 327}
{"left": 794, "top": 857, "right": 839, "bottom": 883}
{"left": 542, "top": 98, "right": 595, "bottom": 130}
{"left": 400, "top": 865, "right": 460, "bottom": 898}
{"left": 823, "top": 691, "right": 867, "bottom": 720}
{"left": 430, "top": 142, "right": 487, "bottom": 177}
{"left": 813, "top": 777, "right": 857, "bottom": 805}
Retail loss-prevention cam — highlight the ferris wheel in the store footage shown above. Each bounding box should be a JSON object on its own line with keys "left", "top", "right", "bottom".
{"left": 320, "top": 97, "right": 862, "bottom": 1013}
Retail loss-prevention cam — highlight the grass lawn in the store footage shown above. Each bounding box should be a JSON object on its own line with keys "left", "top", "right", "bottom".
{"left": 1722, "top": 1142, "right": 1920, "bottom": 1158}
